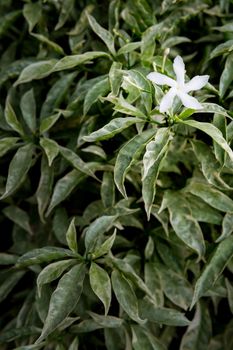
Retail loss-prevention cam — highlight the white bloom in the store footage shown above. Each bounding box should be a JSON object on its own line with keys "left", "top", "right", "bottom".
{"left": 147, "top": 56, "right": 209, "bottom": 113}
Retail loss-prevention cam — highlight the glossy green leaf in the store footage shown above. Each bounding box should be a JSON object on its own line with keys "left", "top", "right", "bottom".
{"left": 85, "top": 215, "right": 117, "bottom": 252}
{"left": 83, "top": 117, "right": 143, "bottom": 142}
{"left": 55, "top": 0, "right": 75, "bottom": 30}
{"left": 111, "top": 269, "right": 144, "bottom": 324}
{"left": 139, "top": 297, "right": 191, "bottom": 326}
{"left": 39, "top": 113, "right": 60, "bottom": 134}
{"left": 144, "top": 262, "right": 164, "bottom": 307}
{"left": 0, "top": 137, "right": 19, "bottom": 157}
{"left": 90, "top": 262, "right": 111, "bottom": 315}
{"left": 46, "top": 170, "right": 86, "bottom": 215}
{"left": 142, "top": 128, "right": 171, "bottom": 219}
{"left": 66, "top": 218, "right": 78, "bottom": 253}
{"left": 84, "top": 77, "right": 110, "bottom": 115}
{"left": 40, "top": 137, "right": 59, "bottom": 167}
{"left": 36, "top": 263, "right": 86, "bottom": 343}
{"left": 92, "top": 230, "right": 116, "bottom": 259}
{"left": 53, "top": 51, "right": 109, "bottom": 71}
{"left": 20, "top": 88, "right": 37, "bottom": 133}
{"left": 220, "top": 52, "right": 233, "bottom": 98}
{"left": 88, "top": 311, "right": 123, "bottom": 328}
{"left": 113, "top": 97, "right": 147, "bottom": 118}
{"left": 14, "top": 60, "right": 58, "bottom": 85}
{"left": 164, "top": 191, "right": 205, "bottom": 258}
{"left": 131, "top": 325, "right": 166, "bottom": 350}
{"left": 36, "top": 155, "right": 54, "bottom": 222}
{"left": 157, "top": 265, "right": 193, "bottom": 310}
{"left": 5, "top": 98, "right": 24, "bottom": 136}
{"left": 31, "top": 33, "right": 64, "bottom": 55}
{"left": 109, "top": 61, "right": 122, "bottom": 96}
{"left": 3, "top": 205, "right": 32, "bottom": 235}
{"left": 16, "top": 247, "right": 78, "bottom": 267}
{"left": 0, "top": 253, "right": 18, "bottom": 265}
{"left": 191, "top": 235, "right": 233, "bottom": 308}
{"left": 1, "top": 143, "right": 35, "bottom": 199}
{"left": 187, "top": 181, "right": 233, "bottom": 212}
{"left": 114, "top": 128, "right": 155, "bottom": 197}
{"left": 226, "top": 279, "right": 233, "bottom": 314}
{"left": 213, "top": 113, "right": 226, "bottom": 165}
{"left": 216, "top": 212, "right": 233, "bottom": 242}
{"left": 117, "top": 42, "right": 141, "bottom": 55}
{"left": 23, "top": 2, "right": 42, "bottom": 32}
{"left": 101, "top": 172, "right": 115, "bottom": 208}
{"left": 180, "top": 302, "right": 212, "bottom": 350}
{"left": 210, "top": 40, "right": 233, "bottom": 59}
{"left": 59, "top": 146, "right": 96, "bottom": 179}
{"left": 87, "top": 14, "right": 116, "bottom": 55}
{"left": 37, "top": 259, "right": 77, "bottom": 297}
{"left": 180, "top": 119, "right": 233, "bottom": 161}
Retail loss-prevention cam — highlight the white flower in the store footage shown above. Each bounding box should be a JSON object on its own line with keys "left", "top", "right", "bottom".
{"left": 147, "top": 56, "right": 209, "bottom": 113}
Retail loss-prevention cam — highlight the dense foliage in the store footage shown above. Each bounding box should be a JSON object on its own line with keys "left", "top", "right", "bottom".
{"left": 1, "top": 0, "right": 233, "bottom": 349}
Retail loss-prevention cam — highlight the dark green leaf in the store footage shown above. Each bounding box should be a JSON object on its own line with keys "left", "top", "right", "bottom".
{"left": 36, "top": 263, "right": 86, "bottom": 343}
{"left": 90, "top": 262, "right": 111, "bottom": 315}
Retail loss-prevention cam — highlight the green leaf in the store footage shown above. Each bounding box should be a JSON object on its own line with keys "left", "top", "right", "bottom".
{"left": 87, "top": 14, "right": 116, "bottom": 55}
{"left": 85, "top": 215, "right": 117, "bottom": 252}
{"left": 66, "top": 218, "right": 78, "bottom": 253}
{"left": 46, "top": 170, "right": 86, "bottom": 215}
{"left": 190, "top": 140, "right": 228, "bottom": 189}
{"left": 36, "top": 263, "right": 86, "bottom": 343}
{"left": 113, "top": 97, "right": 147, "bottom": 118}
{"left": 90, "top": 262, "right": 111, "bottom": 315}
{"left": 39, "top": 113, "right": 61, "bottom": 134}
{"left": 0, "top": 253, "right": 18, "bottom": 265}
{"left": 53, "top": 51, "right": 109, "bottom": 72}
{"left": 144, "top": 262, "right": 164, "bottom": 307}
{"left": 0, "top": 270, "right": 25, "bottom": 303}
{"left": 180, "top": 119, "right": 233, "bottom": 161}
{"left": 1, "top": 143, "right": 35, "bottom": 199}
{"left": 186, "top": 181, "right": 233, "bottom": 212}
{"left": 83, "top": 117, "right": 143, "bottom": 142}
{"left": 23, "top": 2, "right": 42, "bottom": 32}
{"left": 14, "top": 59, "right": 58, "bottom": 85}
{"left": 0, "top": 10, "right": 22, "bottom": 38}
{"left": 210, "top": 40, "right": 233, "bottom": 59}
{"left": 88, "top": 311, "right": 123, "bottom": 328}
{"left": 213, "top": 113, "right": 226, "bottom": 165}
{"left": 131, "top": 325, "right": 166, "bottom": 350}
{"left": 226, "top": 279, "right": 233, "bottom": 314}
{"left": 111, "top": 269, "right": 145, "bottom": 324}
{"left": 69, "top": 337, "right": 79, "bottom": 350}
{"left": 0, "top": 326, "right": 40, "bottom": 345}
{"left": 180, "top": 302, "right": 212, "bottom": 350}
{"left": 191, "top": 235, "right": 233, "bottom": 308}
{"left": 163, "top": 191, "right": 205, "bottom": 258}
{"left": 20, "top": 88, "right": 37, "bottom": 134}
{"left": 31, "top": 33, "right": 64, "bottom": 55}
{"left": 16, "top": 247, "right": 78, "bottom": 267}
{"left": 55, "top": 0, "right": 75, "bottom": 30}
{"left": 92, "top": 230, "right": 116, "bottom": 259}
{"left": 40, "top": 72, "right": 77, "bottom": 120}
{"left": 220, "top": 52, "right": 233, "bottom": 98}
{"left": 117, "top": 42, "right": 141, "bottom": 55}
{"left": 157, "top": 265, "right": 193, "bottom": 310}
{"left": 139, "top": 297, "right": 191, "bottom": 326}
{"left": 37, "top": 259, "right": 77, "bottom": 297}
{"left": 101, "top": 172, "right": 115, "bottom": 208}
{"left": 40, "top": 137, "right": 59, "bottom": 167}
{"left": 5, "top": 98, "right": 24, "bottom": 136}
{"left": 59, "top": 146, "right": 96, "bottom": 179}
{"left": 142, "top": 128, "right": 171, "bottom": 219}
{"left": 180, "top": 103, "right": 230, "bottom": 119}
{"left": 216, "top": 212, "right": 233, "bottom": 242}
{"left": 36, "top": 155, "right": 54, "bottom": 222}
{"left": 3, "top": 205, "right": 32, "bottom": 235}
{"left": 0, "top": 137, "right": 19, "bottom": 157}
{"left": 109, "top": 61, "right": 123, "bottom": 96}
{"left": 84, "top": 77, "right": 110, "bottom": 115}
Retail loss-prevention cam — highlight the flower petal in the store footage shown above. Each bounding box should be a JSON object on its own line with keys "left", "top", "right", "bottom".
{"left": 177, "top": 91, "right": 203, "bottom": 110}
{"left": 147, "top": 72, "right": 176, "bottom": 87}
{"left": 159, "top": 88, "right": 176, "bottom": 113}
{"left": 185, "top": 75, "right": 209, "bottom": 92}
{"left": 173, "top": 56, "right": 185, "bottom": 85}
